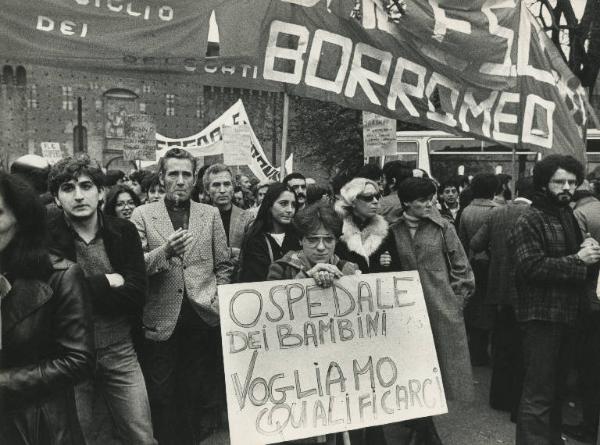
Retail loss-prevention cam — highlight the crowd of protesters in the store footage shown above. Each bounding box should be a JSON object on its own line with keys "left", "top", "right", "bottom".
{"left": 1, "top": 149, "right": 600, "bottom": 445}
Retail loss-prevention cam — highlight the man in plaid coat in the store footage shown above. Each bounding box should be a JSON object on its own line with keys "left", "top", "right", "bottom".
{"left": 508, "top": 155, "right": 600, "bottom": 445}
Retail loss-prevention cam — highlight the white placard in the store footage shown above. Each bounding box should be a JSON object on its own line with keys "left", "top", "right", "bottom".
{"left": 363, "top": 112, "right": 397, "bottom": 157}
{"left": 218, "top": 271, "right": 447, "bottom": 445}
{"left": 40, "top": 142, "right": 63, "bottom": 165}
{"left": 223, "top": 124, "right": 253, "bottom": 165}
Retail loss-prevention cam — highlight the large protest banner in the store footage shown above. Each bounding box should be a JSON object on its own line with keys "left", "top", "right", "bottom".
{"left": 218, "top": 271, "right": 447, "bottom": 444}
{"left": 1, "top": 0, "right": 594, "bottom": 161}
{"left": 152, "top": 100, "right": 279, "bottom": 181}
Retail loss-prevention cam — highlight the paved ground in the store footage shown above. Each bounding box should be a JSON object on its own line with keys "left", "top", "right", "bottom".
{"left": 90, "top": 365, "right": 591, "bottom": 445}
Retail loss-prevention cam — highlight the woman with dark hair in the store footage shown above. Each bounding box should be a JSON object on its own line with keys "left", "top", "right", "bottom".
{"left": 239, "top": 183, "right": 301, "bottom": 282}
{"left": 0, "top": 172, "right": 94, "bottom": 444}
{"left": 382, "top": 177, "right": 475, "bottom": 444}
{"left": 141, "top": 173, "right": 165, "bottom": 204}
{"left": 267, "top": 201, "right": 358, "bottom": 283}
{"left": 267, "top": 202, "right": 361, "bottom": 445}
{"left": 104, "top": 184, "right": 141, "bottom": 220}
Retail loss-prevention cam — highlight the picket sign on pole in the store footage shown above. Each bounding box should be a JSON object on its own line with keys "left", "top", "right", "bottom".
{"left": 280, "top": 93, "right": 290, "bottom": 179}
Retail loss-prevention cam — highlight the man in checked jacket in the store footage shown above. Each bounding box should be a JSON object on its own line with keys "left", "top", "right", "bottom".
{"left": 508, "top": 155, "right": 600, "bottom": 445}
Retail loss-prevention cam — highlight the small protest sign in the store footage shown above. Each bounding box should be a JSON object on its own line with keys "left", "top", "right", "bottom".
{"left": 218, "top": 271, "right": 447, "bottom": 444}
{"left": 40, "top": 142, "right": 63, "bottom": 165}
{"left": 123, "top": 114, "right": 157, "bottom": 161}
{"left": 223, "top": 124, "right": 253, "bottom": 166}
{"left": 362, "top": 113, "right": 397, "bottom": 157}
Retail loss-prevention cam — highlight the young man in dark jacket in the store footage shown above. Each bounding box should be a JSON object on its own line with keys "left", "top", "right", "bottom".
{"left": 47, "top": 158, "right": 155, "bottom": 444}
{"left": 508, "top": 155, "right": 600, "bottom": 445}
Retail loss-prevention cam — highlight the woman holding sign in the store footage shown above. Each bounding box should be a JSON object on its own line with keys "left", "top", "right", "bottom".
{"left": 267, "top": 201, "right": 359, "bottom": 283}
{"left": 268, "top": 201, "right": 388, "bottom": 445}
{"left": 382, "top": 177, "right": 475, "bottom": 444}
{"left": 239, "top": 183, "right": 301, "bottom": 282}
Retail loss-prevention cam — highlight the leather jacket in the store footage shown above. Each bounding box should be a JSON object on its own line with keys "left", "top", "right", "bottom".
{"left": 0, "top": 260, "right": 94, "bottom": 444}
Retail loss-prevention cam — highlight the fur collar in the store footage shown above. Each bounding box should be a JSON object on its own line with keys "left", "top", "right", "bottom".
{"left": 340, "top": 215, "right": 388, "bottom": 261}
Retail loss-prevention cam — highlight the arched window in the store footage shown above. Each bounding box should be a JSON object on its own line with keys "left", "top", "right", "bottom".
{"left": 15, "top": 66, "right": 26, "bottom": 86}
{"left": 2, "top": 65, "right": 14, "bottom": 85}
{"left": 457, "top": 165, "right": 465, "bottom": 176}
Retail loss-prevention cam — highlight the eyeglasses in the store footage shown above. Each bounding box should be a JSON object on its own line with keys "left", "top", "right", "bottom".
{"left": 116, "top": 200, "right": 136, "bottom": 208}
{"left": 356, "top": 193, "right": 381, "bottom": 202}
{"left": 550, "top": 179, "right": 577, "bottom": 186}
{"left": 304, "top": 235, "right": 336, "bottom": 247}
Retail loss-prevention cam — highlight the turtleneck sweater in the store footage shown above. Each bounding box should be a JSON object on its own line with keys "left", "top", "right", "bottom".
{"left": 403, "top": 212, "right": 421, "bottom": 238}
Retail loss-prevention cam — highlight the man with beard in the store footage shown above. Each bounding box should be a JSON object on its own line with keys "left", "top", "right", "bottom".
{"left": 508, "top": 155, "right": 600, "bottom": 445}
{"left": 283, "top": 172, "right": 307, "bottom": 210}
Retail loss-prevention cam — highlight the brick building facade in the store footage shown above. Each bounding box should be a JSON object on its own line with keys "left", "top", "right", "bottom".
{"left": 0, "top": 61, "right": 291, "bottom": 176}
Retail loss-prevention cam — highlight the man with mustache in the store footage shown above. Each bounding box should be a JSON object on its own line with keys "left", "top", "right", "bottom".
{"left": 509, "top": 155, "right": 600, "bottom": 445}
{"left": 283, "top": 172, "right": 307, "bottom": 210}
{"left": 130, "top": 148, "right": 233, "bottom": 444}
{"left": 47, "top": 157, "right": 154, "bottom": 444}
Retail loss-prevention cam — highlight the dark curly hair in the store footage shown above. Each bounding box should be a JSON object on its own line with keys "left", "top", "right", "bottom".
{"left": 48, "top": 157, "right": 105, "bottom": 196}
{"left": 533, "top": 155, "right": 584, "bottom": 191}
{"left": 0, "top": 172, "right": 52, "bottom": 280}
{"left": 103, "top": 185, "right": 141, "bottom": 217}
{"left": 471, "top": 173, "right": 500, "bottom": 199}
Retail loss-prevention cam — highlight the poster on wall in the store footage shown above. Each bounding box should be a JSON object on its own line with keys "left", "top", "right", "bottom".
{"left": 123, "top": 114, "right": 157, "bottom": 161}
{"left": 218, "top": 271, "right": 447, "bottom": 444}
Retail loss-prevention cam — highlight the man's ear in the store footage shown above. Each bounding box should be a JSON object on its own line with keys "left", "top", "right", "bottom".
{"left": 98, "top": 186, "right": 106, "bottom": 203}
{"left": 159, "top": 173, "right": 165, "bottom": 187}
{"left": 53, "top": 195, "right": 62, "bottom": 209}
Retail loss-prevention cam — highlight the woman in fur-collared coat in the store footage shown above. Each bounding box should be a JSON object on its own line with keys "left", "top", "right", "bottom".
{"left": 334, "top": 177, "right": 389, "bottom": 274}
{"left": 333, "top": 177, "right": 389, "bottom": 445}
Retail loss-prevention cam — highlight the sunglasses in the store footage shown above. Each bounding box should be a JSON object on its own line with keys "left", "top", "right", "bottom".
{"left": 356, "top": 193, "right": 381, "bottom": 202}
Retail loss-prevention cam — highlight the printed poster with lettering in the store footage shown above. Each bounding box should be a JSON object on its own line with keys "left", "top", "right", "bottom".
{"left": 363, "top": 112, "right": 398, "bottom": 157}
{"left": 123, "top": 114, "right": 157, "bottom": 161}
{"left": 218, "top": 271, "right": 447, "bottom": 444}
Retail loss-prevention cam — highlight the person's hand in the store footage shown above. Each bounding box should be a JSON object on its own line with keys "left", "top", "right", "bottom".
{"left": 306, "top": 263, "right": 343, "bottom": 288}
{"left": 106, "top": 273, "right": 125, "bottom": 288}
{"left": 230, "top": 247, "right": 241, "bottom": 260}
{"left": 164, "top": 228, "right": 194, "bottom": 259}
{"left": 577, "top": 245, "right": 600, "bottom": 265}
{"left": 581, "top": 233, "right": 599, "bottom": 249}
{"left": 379, "top": 251, "right": 392, "bottom": 268}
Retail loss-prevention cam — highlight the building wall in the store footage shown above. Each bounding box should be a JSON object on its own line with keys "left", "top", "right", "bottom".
{"left": 0, "top": 61, "right": 291, "bottom": 176}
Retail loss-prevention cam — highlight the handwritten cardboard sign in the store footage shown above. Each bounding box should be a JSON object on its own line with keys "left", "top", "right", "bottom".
{"left": 123, "top": 114, "right": 157, "bottom": 161}
{"left": 218, "top": 271, "right": 447, "bottom": 444}
{"left": 363, "top": 112, "right": 397, "bottom": 157}
{"left": 40, "top": 142, "right": 63, "bottom": 165}
{"left": 223, "top": 124, "right": 253, "bottom": 166}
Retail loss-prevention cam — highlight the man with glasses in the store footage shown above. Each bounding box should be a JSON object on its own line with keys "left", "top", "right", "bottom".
{"left": 508, "top": 155, "right": 600, "bottom": 445}
{"left": 283, "top": 172, "right": 307, "bottom": 210}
